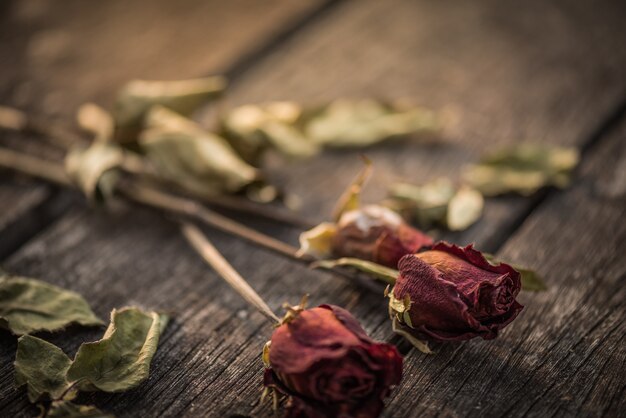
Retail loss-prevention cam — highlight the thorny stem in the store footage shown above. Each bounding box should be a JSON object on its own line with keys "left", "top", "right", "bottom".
{"left": 181, "top": 222, "right": 281, "bottom": 324}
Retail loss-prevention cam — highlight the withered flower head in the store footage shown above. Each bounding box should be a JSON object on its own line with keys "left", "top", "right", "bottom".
{"left": 331, "top": 205, "right": 433, "bottom": 268}
{"left": 389, "top": 242, "right": 523, "bottom": 342}
{"left": 264, "top": 304, "right": 402, "bottom": 418}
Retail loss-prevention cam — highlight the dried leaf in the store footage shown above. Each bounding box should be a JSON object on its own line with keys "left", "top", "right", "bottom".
{"left": 0, "top": 276, "right": 103, "bottom": 335}
{"left": 391, "top": 317, "right": 432, "bottom": 354}
{"left": 222, "top": 102, "right": 318, "bottom": 161}
{"left": 15, "top": 335, "right": 72, "bottom": 402}
{"left": 331, "top": 157, "right": 372, "bottom": 221}
{"left": 389, "top": 178, "right": 483, "bottom": 231}
{"left": 140, "top": 106, "right": 259, "bottom": 196}
{"left": 76, "top": 103, "right": 114, "bottom": 143}
{"left": 65, "top": 143, "right": 124, "bottom": 202}
{"left": 304, "top": 99, "right": 437, "bottom": 147}
{"left": 113, "top": 76, "right": 227, "bottom": 139}
{"left": 311, "top": 258, "right": 398, "bottom": 285}
{"left": 483, "top": 254, "right": 547, "bottom": 291}
{"left": 298, "top": 222, "right": 338, "bottom": 258}
{"left": 67, "top": 307, "right": 168, "bottom": 392}
{"left": 46, "top": 401, "right": 113, "bottom": 418}
{"left": 446, "top": 186, "right": 484, "bottom": 231}
{"left": 389, "top": 178, "right": 455, "bottom": 227}
{"left": 514, "top": 265, "right": 548, "bottom": 291}
{"left": 462, "top": 144, "right": 580, "bottom": 196}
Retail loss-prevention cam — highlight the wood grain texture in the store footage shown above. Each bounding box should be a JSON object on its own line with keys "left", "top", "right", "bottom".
{"left": 217, "top": 0, "right": 626, "bottom": 251}
{"left": 0, "top": 0, "right": 625, "bottom": 417}
{"left": 0, "top": 0, "right": 323, "bottom": 255}
{"left": 387, "top": 120, "right": 626, "bottom": 418}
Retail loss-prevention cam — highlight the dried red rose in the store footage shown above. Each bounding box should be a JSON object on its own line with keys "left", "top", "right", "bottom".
{"left": 264, "top": 304, "right": 402, "bottom": 418}
{"left": 331, "top": 205, "right": 433, "bottom": 268}
{"left": 389, "top": 242, "right": 523, "bottom": 342}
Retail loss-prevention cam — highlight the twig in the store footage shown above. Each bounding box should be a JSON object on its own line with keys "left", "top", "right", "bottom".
{"left": 0, "top": 147, "right": 362, "bottom": 282}
{"left": 181, "top": 222, "right": 280, "bottom": 324}
{"left": 0, "top": 147, "right": 71, "bottom": 186}
{"left": 0, "top": 105, "right": 311, "bottom": 229}
{"left": 118, "top": 181, "right": 306, "bottom": 261}
{"left": 0, "top": 106, "right": 82, "bottom": 149}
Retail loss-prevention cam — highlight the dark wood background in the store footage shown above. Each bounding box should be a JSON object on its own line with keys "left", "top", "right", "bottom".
{"left": 1, "top": 1, "right": 625, "bottom": 417}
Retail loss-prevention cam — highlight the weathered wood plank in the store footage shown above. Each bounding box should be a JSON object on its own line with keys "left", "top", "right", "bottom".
{"left": 0, "top": 0, "right": 324, "bottom": 256}
{"left": 220, "top": 0, "right": 626, "bottom": 251}
{"left": 1, "top": 0, "right": 625, "bottom": 417}
{"left": 387, "top": 120, "right": 626, "bottom": 418}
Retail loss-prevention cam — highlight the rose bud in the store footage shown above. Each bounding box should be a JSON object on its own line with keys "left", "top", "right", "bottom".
{"left": 331, "top": 205, "right": 433, "bottom": 268}
{"left": 264, "top": 304, "right": 402, "bottom": 418}
{"left": 389, "top": 242, "right": 523, "bottom": 342}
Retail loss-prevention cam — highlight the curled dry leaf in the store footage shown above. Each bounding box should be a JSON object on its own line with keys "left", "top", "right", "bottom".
{"left": 331, "top": 157, "right": 372, "bottom": 221}
{"left": 297, "top": 222, "right": 337, "bottom": 258}
{"left": 76, "top": 103, "right": 114, "bottom": 143}
{"left": 221, "top": 99, "right": 438, "bottom": 160}
{"left": 67, "top": 307, "right": 168, "bottom": 393}
{"left": 462, "top": 144, "right": 580, "bottom": 196}
{"left": 0, "top": 276, "right": 103, "bottom": 335}
{"left": 65, "top": 143, "right": 124, "bottom": 203}
{"left": 304, "top": 99, "right": 438, "bottom": 147}
{"left": 446, "top": 186, "right": 484, "bottom": 231}
{"left": 113, "top": 76, "right": 227, "bottom": 142}
{"left": 46, "top": 401, "right": 113, "bottom": 418}
{"left": 388, "top": 178, "right": 483, "bottom": 231}
{"left": 312, "top": 257, "right": 398, "bottom": 285}
{"left": 15, "top": 335, "right": 73, "bottom": 402}
{"left": 222, "top": 101, "right": 318, "bottom": 161}
{"left": 140, "top": 106, "right": 259, "bottom": 196}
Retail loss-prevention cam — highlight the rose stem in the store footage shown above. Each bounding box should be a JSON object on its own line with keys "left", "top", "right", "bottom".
{"left": 118, "top": 181, "right": 305, "bottom": 261}
{"left": 181, "top": 222, "right": 281, "bottom": 324}
{"left": 0, "top": 147, "right": 376, "bottom": 284}
{"left": 0, "top": 105, "right": 82, "bottom": 149}
{"left": 0, "top": 105, "right": 312, "bottom": 229}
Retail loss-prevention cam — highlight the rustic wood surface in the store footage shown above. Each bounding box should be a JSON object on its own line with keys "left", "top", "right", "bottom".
{"left": 0, "top": 0, "right": 323, "bottom": 255}
{"left": 0, "top": 0, "right": 625, "bottom": 417}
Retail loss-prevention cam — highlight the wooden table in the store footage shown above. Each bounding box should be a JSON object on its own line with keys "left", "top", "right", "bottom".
{"left": 1, "top": 1, "right": 624, "bottom": 416}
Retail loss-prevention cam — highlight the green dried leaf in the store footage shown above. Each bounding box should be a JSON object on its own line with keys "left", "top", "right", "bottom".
{"left": 312, "top": 257, "right": 398, "bottom": 285}
{"left": 76, "top": 103, "right": 114, "bottom": 143}
{"left": 462, "top": 144, "right": 580, "bottom": 196}
{"left": 391, "top": 317, "right": 431, "bottom": 354}
{"left": 65, "top": 143, "right": 124, "bottom": 203}
{"left": 222, "top": 102, "right": 318, "bottom": 161}
{"left": 67, "top": 307, "right": 168, "bottom": 392}
{"left": 113, "top": 76, "right": 227, "bottom": 141}
{"left": 389, "top": 178, "right": 455, "bottom": 227}
{"left": 304, "top": 99, "right": 438, "bottom": 147}
{"left": 298, "top": 222, "right": 337, "bottom": 258}
{"left": 46, "top": 401, "right": 113, "bottom": 418}
{"left": 140, "top": 106, "right": 259, "bottom": 196}
{"left": 446, "top": 186, "right": 484, "bottom": 231}
{"left": 15, "top": 335, "right": 72, "bottom": 402}
{"left": 483, "top": 254, "right": 547, "bottom": 291}
{"left": 0, "top": 276, "right": 103, "bottom": 335}
{"left": 388, "top": 178, "right": 483, "bottom": 231}
{"left": 514, "top": 265, "right": 548, "bottom": 291}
